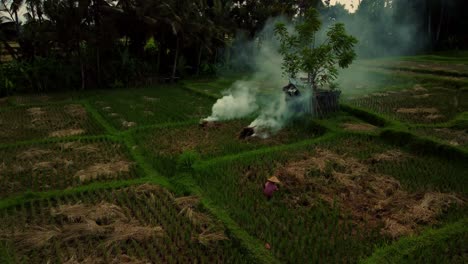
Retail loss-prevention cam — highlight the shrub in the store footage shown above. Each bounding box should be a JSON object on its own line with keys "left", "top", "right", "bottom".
{"left": 176, "top": 151, "right": 201, "bottom": 172}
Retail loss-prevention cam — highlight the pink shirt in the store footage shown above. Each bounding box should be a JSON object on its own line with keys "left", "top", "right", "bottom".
{"left": 263, "top": 182, "right": 278, "bottom": 197}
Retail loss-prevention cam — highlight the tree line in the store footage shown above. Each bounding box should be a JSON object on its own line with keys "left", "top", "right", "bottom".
{"left": 0, "top": 0, "right": 466, "bottom": 94}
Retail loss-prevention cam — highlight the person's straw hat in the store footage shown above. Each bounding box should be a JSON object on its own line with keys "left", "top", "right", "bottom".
{"left": 267, "top": 176, "right": 281, "bottom": 184}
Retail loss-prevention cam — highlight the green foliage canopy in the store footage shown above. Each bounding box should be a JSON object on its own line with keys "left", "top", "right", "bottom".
{"left": 274, "top": 9, "right": 357, "bottom": 89}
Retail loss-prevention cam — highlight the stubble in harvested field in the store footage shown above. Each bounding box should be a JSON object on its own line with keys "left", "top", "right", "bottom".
{"left": 0, "top": 140, "right": 137, "bottom": 198}
{"left": 0, "top": 104, "right": 104, "bottom": 143}
{"left": 0, "top": 185, "right": 248, "bottom": 263}
{"left": 91, "top": 86, "right": 214, "bottom": 129}
{"left": 192, "top": 135, "right": 467, "bottom": 263}
{"left": 275, "top": 148, "right": 464, "bottom": 238}
{"left": 137, "top": 119, "right": 323, "bottom": 175}
{"left": 347, "top": 84, "right": 467, "bottom": 124}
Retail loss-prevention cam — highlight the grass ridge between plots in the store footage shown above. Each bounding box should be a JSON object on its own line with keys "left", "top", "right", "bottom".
{"left": 340, "top": 103, "right": 468, "bottom": 160}
{"left": 196, "top": 132, "right": 339, "bottom": 168}
{"left": 0, "top": 100, "right": 78, "bottom": 113}
{"left": 368, "top": 65, "right": 468, "bottom": 79}
{"left": 361, "top": 218, "right": 468, "bottom": 264}
{"left": 0, "top": 134, "right": 119, "bottom": 149}
{"left": 181, "top": 81, "right": 220, "bottom": 99}
{"left": 340, "top": 103, "right": 396, "bottom": 127}
{"left": 82, "top": 100, "right": 119, "bottom": 135}
{"left": 379, "top": 129, "right": 468, "bottom": 162}
{"left": 121, "top": 119, "right": 200, "bottom": 136}
{"left": 359, "top": 67, "right": 468, "bottom": 87}
{"left": 0, "top": 176, "right": 170, "bottom": 210}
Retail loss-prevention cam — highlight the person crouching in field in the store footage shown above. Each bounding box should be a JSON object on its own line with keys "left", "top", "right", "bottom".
{"left": 263, "top": 176, "right": 280, "bottom": 200}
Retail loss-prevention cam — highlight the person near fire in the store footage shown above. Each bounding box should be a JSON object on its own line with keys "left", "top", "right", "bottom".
{"left": 263, "top": 176, "right": 280, "bottom": 200}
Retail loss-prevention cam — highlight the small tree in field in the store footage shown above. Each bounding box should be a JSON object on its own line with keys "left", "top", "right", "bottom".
{"left": 274, "top": 9, "right": 357, "bottom": 92}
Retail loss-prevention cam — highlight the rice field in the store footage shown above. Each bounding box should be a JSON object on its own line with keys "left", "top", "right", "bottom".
{"left": 346, "top": 84, "right": 468, "bottom": 124}
{"left": 135, "top": 118, "right": 325, "bottom": 175}
{"left": 0, "top": 185, "right": 249, "bottom": 263}
{"left": 0, "top": 104, "right": 105, "bottom": 143}
{"left": 90, "top": 85, "right": 215, "bottom": 130}
{"left": 358, "top": 58, "right": 468, "bottom": 78}
{"left": 0, "top": 56, "right": 467, "bottom": 263}
{"left": 192, "top": 135, "right": 467, "bottom": 263}
{"left": 0, "top": 138, "right": 138, "bottom": 198}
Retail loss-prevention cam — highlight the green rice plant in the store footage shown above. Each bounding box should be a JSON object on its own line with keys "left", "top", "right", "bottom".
{"left": 0, "top": 138, "right": 139, "bottom": 198}
{"left": 358, "top": 58, "right": 468, "bottom": 78}
{"left": 362, "top": 218, "right": 468, "bottom": 264}
{"left": 0, "top": 103, "right": 105, "bottom": 143}
{"left": 90, "top": 84, "right": 215, "bottom": 130}
{"left": 135, "top": 118, "right": 326, "bottom": 176}
{"left": 192, "top": 134, "right": 467, "bottom": 263}
{"left": 411, "top": 127, "right": 468, "bottom": 151}
{"left": 347, "top": 85, "right": 468, "bottom": 125}
{"left": 183, "top": 76, "right": 240, "bottom": 98}
{"left": 176, "top": 151, "right": 201, "bottom": 172}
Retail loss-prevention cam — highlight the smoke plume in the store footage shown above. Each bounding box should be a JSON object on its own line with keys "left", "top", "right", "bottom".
{"left": 205, "top": 3, "right": 424, "bottom": 137}
{"left": 204, "top": 81, "right": 259, "bottom": 122}
{"left": 204, "top": 17, "right": 309, "bottom": 137}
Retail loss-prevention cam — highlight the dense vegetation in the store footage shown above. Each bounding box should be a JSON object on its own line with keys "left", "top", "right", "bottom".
{"left": 1, "top": 0, "right": 468, "bottom": 95}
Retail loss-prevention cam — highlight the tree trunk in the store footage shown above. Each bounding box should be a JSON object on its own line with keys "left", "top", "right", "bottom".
{"left": 172, "top": 37, "right": 179, "bottom": 82}
{"left": 196, "top": 45, "right": 203, "bottom": 76}
{"left": 80, "top": 60, "right": 85, "bottom": 90}
{"left": 96, "top": 47, "right": 101, "bottom": 87}
{"left": 436, "top": 1, "right": 445, "bottom": 44}
{"left": 1, "top": 40, "right": 17, "bottom": 60}
{"left": 427, "top": 2, "right": 431, "bottom": 37}
{"left": 79, "top": 47, "right": 85, "bottom": 90}
{"left": 14, "top": 11, "right": 19, "bottom": 34}
{"left": 156, "top": 47, "right": 161, "bottom": 76}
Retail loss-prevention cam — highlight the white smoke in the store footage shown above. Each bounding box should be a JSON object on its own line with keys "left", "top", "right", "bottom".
{"left": 204, "top": 17, "right": 309, "bottom": 137}
{"left": 248, "top": 92, "right": 290, "bottom": 138}
{"left": 205, "top": 81, "right": 259, "bottom": 122}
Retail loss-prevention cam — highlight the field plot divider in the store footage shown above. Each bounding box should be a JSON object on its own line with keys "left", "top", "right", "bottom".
{"left": 0, "top": 176, "right": 167, "bottom": 211}
{"left": 357, "top": 66, "right": 468, "bottom": 87}
{"left": 379, "top": 128, "right": 468, "bottom": 162}
{"left": 121, "top": 119, "right": 200, "bottom": 137}
{"left": 0, "top": 134, "right": 118, "bottom": 150}
{"left": 409, "top": 111, "right": 468, "bottom": 130}
{"left": 0, "top": 100, "right": 78, "bottom": 113}
{"left": 81, "top": 100, "right": 119, "bottom": 135}
{"left": 361, "top": 217, "right": 468, "bottom": 264}
{"left": 196, "top": 132, "right": 340, "bottom": 167}
{"left": 363, "top": 64, "right": 468, "bottom": 79}
{"left": 181, "top": 81, "right": 220, "bottom": 99}
{"left": 341, "top": 102, "right": 468, "bottom": 160}
{"left": 340, "top": 103, "right": 397, "bottom": 128}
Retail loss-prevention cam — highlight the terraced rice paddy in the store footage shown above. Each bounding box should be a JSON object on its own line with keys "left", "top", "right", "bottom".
{"left": 0, "top": 55, "right": 466, "bottom": 263}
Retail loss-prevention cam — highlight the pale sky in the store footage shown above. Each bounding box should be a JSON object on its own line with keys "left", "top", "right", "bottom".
{"left": 326, "top": 0, "right": 360, "bottom": 13}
